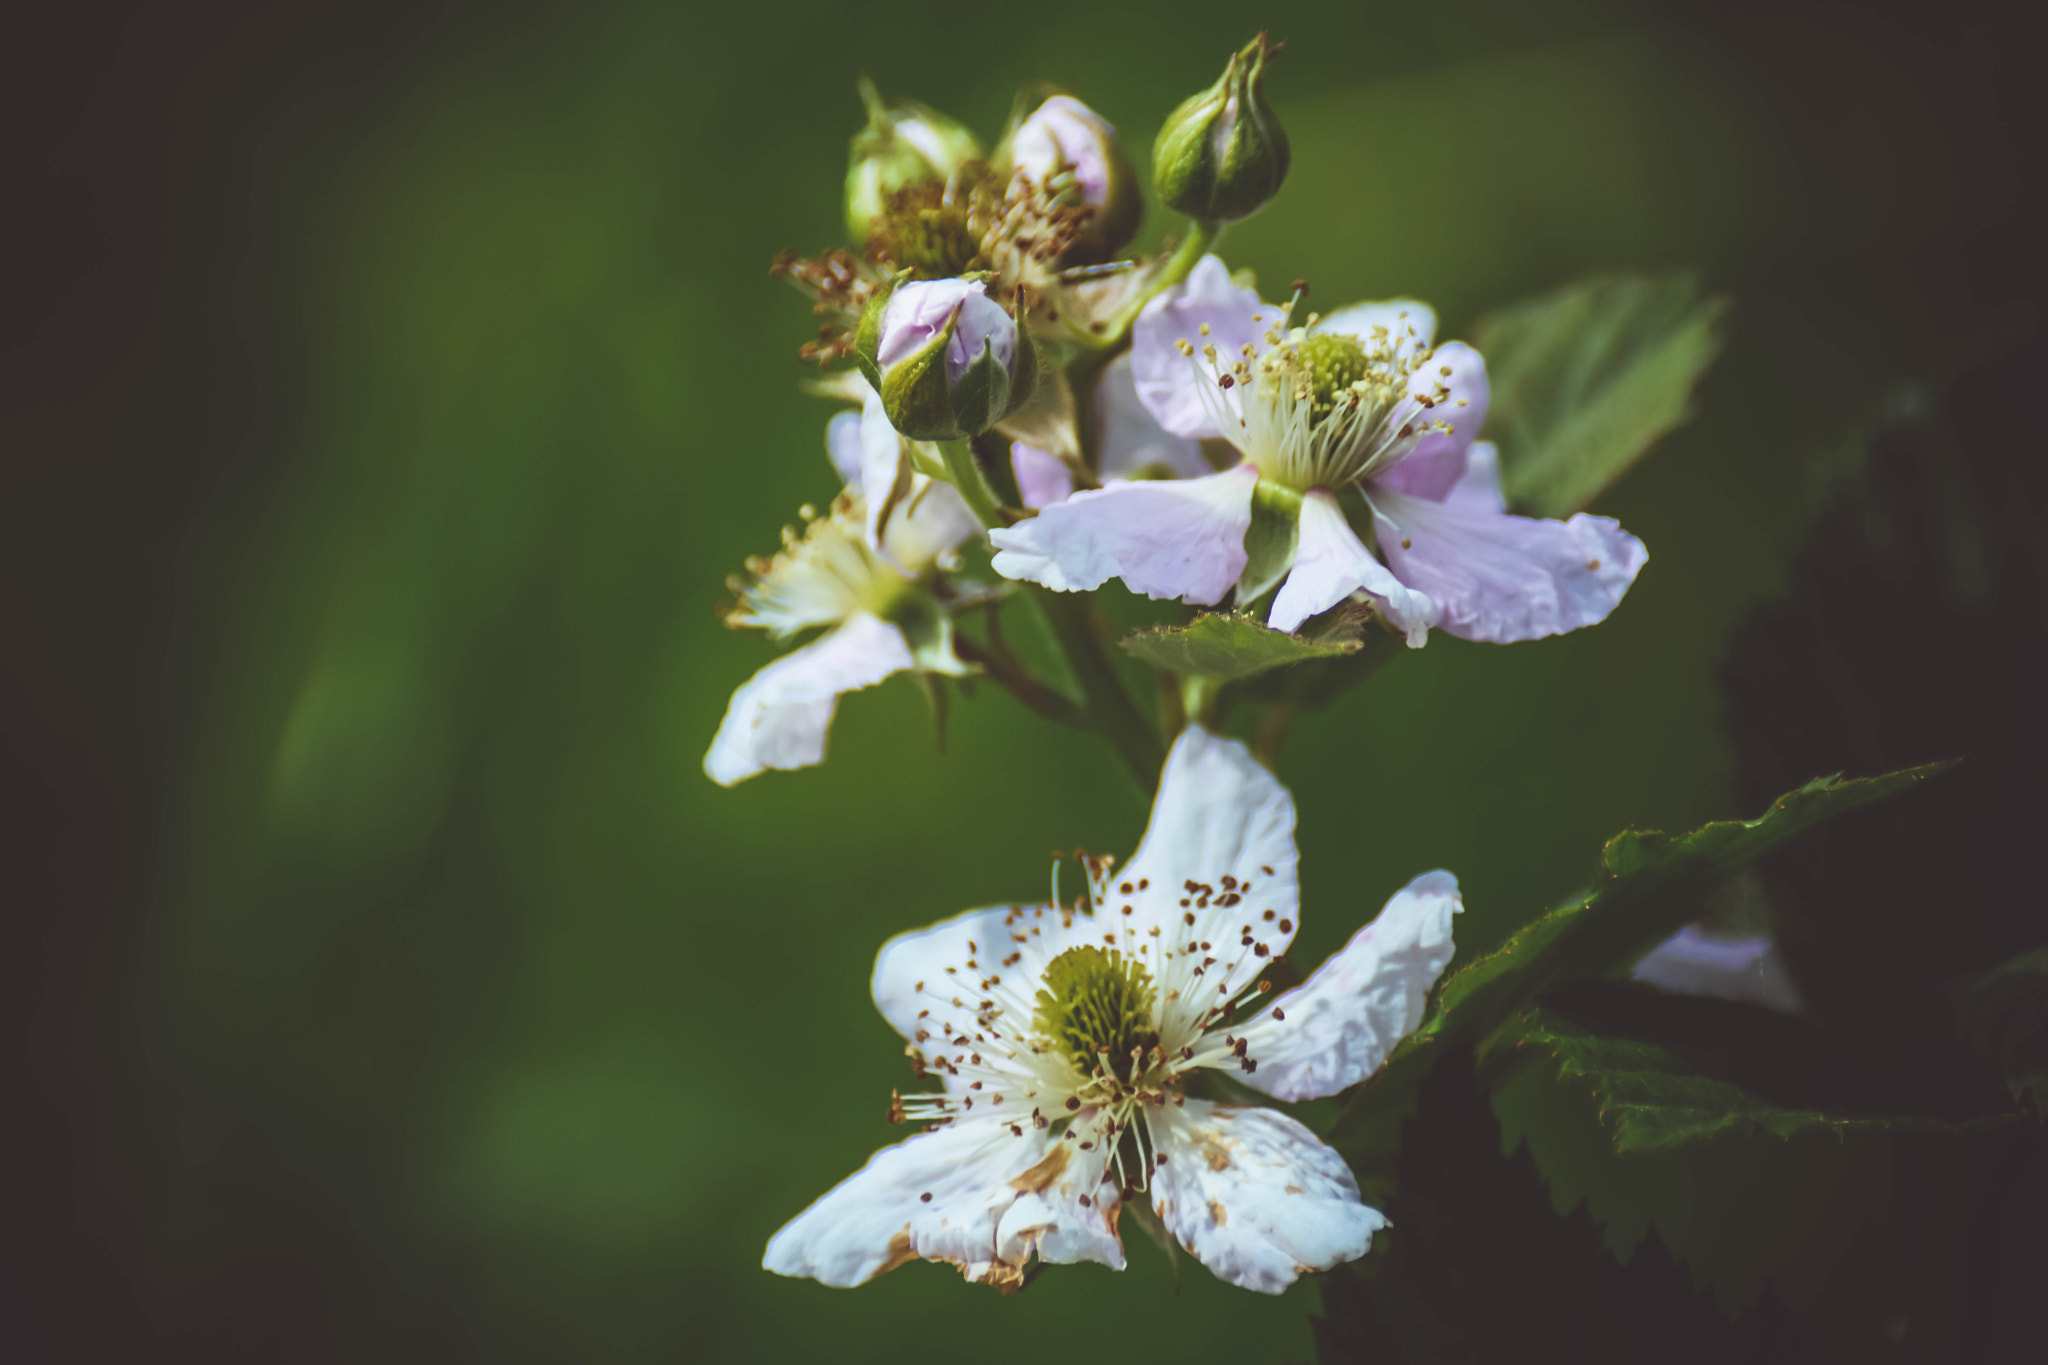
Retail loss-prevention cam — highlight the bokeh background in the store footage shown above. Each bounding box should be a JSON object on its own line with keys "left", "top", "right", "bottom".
{"left": 7, "top": 0, "right": 2038, "bottom": 1359}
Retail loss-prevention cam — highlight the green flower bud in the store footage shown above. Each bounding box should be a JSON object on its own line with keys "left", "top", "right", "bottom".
{"left": 1152, "top": 32, "right": 1290, "bottom": 224}
{"left": 844, "top": 78, "right": 983, "bottom": 246}
{"left": 856, "top": 276, "right": 1037, "bottom": 441}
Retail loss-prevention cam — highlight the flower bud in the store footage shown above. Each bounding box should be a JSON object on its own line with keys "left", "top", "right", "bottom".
{"left": 856, "top": 277, "right": 1037, "bottom": 441}
{"left": 1007, "top": 95, "right": 1142, "bottom": 264}
{"left": 1152, "top": 33, "right": 1290, "bottom": 224}
{"left": 844, "top": 78, "right": 983, "bottom": 246}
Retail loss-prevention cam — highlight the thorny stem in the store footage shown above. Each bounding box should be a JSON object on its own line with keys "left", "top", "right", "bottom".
{"left": 954, "top": 622, "right": 1088, "bottom": 731}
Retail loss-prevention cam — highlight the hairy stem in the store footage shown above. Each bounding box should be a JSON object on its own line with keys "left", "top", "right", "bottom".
{"left": 938, "top": 438, "right": 1009, "bottom": 527}
{"left": 1033, "top": 587, "right": 1164, "bottom": 786}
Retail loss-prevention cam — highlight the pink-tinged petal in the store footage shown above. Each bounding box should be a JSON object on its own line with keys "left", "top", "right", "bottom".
{"left": 1311, "top": 299, "right": 1436, "bottom": 358}
{"left": 1267, "top": 491, "right": 1434, "bottom": 643}
{"left": 826, "top": 410, "right": 865, "bottom": 488}
{"left": 871, "top": 902, "right": 1093, "bottom": 1045}
{"left": 988, "top": 463, "right": 1257, "bottom": 604}
{"left": 1131, "top": 255, "right": 1275, "bottom": 439}
{"left": 703, "top": 614, "right": 912, "bottom": 786}
{"left": 1145, "top": 1100, "right": 1384, "bottom": 1294}
{"left": 763, "top": 1116, "right": 1123, "bottom": 1289}
{"left": 1442, "top": 440, "right": 1507, "bottom": 513}
{"left": 878, "top": 279, "right": 1017, "bottom": 384}
{"left": 1119, "top": 725, "right": 1299, "bottom": 982}
{"left": 1236, "top": 871, "right": 1461, "bottom": 1101}
{"left": 1095, "top": 354, "right": 1208, "bottom": 481}
{"left": 1371, "top": 483, "right": 1646, "bottom": 644}
{"left": 1370, "top": 440, "right": 1467, "bottom": 501}
{"left": 1010, "top": 443, "right": 1074, "bottom": 509}
{"left": 1632, "top": 926, "right": 1803, "bottom": 1013}
{"left": 1389, "top": 340, "right": 1490, "bottom": 486}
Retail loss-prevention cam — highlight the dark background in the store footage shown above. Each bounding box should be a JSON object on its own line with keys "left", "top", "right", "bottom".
{"left": 5, "top": 0, "right": 2039, "bottom": 1359}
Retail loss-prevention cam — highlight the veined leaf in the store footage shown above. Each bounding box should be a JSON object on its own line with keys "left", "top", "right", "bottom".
{"left": 1118, "top": 609, "right": 1363, "bottom": 682}
{"left": 1955, "top": 945, "right": 2048, "bottom": 1114}
{"left": 1475, "top": 273, "right": 1727, "bottom": 517}
{"left": 1368, "top": 762, "right": 1951, "bottom": 1090}
{"left": 1496, "top": 986, "right": 2017, "bottom": 1151}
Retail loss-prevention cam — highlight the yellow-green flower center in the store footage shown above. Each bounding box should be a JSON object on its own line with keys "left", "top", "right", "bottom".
{"left": 1296, "top": 333, "right": 1369, "bottom": 424}
{"left": 1032, "top": 946, "right": 1158, "bottom": 1081}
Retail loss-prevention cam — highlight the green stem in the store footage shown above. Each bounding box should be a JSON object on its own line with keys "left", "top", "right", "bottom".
{"left": 938, "top": 438, "right": 1007, "bottom": 528}
{"left": 1034, "top": 587, "right": 1164, "bottom": 787}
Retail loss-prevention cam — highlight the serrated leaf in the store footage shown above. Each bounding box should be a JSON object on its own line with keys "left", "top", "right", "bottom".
{"left": 1955, "top": 945, "right": 2048, "bottom": 1114}
{"left": 1370, "top": 763, "right": 1951, "bottom": 1089}
{"left": 1117, "top": 610, "right": 1361, "bottom": 682}
{"left": 1496, "top": 986, "right": 2016, "bottom": 1151}
{"left": 1475, "top": 273, "right": 1727, "bottom": 517}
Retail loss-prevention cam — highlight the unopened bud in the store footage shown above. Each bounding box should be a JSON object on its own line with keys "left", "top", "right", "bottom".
{"left": 1153, "top": 33, "right": 1290, "bottom": 224}
{"left": 844, "top": 79, "right": 983, "bottom": 245}
{"left": 856, "top": 277, "right": 1037, "bottom": 441}
{"left": 1007, "top": 96, "right": 1142, "bottom": 264}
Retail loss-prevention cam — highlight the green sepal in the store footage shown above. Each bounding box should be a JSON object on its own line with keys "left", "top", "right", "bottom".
{"left": 853, "top": 273, "right": 903, "bottom": 392}
{"left": 1118, "top": 607, "right": 1360, "bottom": 683}
{"left": 878, "top": 308, "right": 963, "bottom": 442}
{"left": 948, "top": 335, "right": 1012, "bottom": 438}
{"left": 883, "top": 589, "right": 972, "bottom": 678}
{"left": 1234, "top": 477, "right": 1302, "bottom": 605}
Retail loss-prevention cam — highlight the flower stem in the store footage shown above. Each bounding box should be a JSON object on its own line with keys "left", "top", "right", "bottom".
{"left": 1033, "top": 586, "right": 1164, "bottom": 787}
{"left": 937, "top": 438, "right": 1008, "bottom": 528}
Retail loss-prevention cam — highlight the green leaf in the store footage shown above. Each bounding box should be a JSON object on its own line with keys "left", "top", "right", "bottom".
{"left": 1117, "top": 609, "right": 1362, "bottom": 683}
{"left": 1495, "top": 986, "right": 2017, "bottom": 1151}
{"left": 1475, "top": 273, "right": 1728, "bottom": 517}
{"left": 1373, "top": 762, "right": 1951, "bottom": 1085}
{"left": 1955, "top": 945, "right": 2048, "bottom": 1114}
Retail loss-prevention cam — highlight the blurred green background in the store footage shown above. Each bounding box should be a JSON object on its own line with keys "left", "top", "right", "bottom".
{"left": 6, "top": 0, "right": 2026, "bottom": 1358}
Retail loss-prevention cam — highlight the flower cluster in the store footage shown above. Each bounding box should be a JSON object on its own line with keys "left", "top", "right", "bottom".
{"left": 710, "top": 34, "right": 1657, "bottom": 1296}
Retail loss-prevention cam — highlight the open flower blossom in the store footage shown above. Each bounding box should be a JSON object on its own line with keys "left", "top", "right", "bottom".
{"left": 988, "top": 256, "right": 1646, "bottom": 645}
{"left": 763, "top": 725, "right": 1461, "bottom": 1292}
{"left": 703, "top": 402, "right": 981, "bottom": 786}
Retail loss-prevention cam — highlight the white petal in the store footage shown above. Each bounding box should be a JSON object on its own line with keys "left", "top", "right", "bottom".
{"left": 702, "top": 615, "right": 912, "bottom": 786}
{"left": 1267, "top": 491, "right": 1434, "bottom": 643}
{"left": 1311, "top": 298, "right": 1437, "bottom": 358}
{"left": 1145, "top": 1100, "right": 1384, "bottom": 1294}
{"left": 1236, "top": 870, "right": 1461, "bottom": 1101}
{"left": 1445, "top": 439, "right": 1507, "bottom": 513}
{"left": 763, "top": 1117, "right": 1122, "bottom": 1289}
{"left": 1095, "top": 353, "right": 1209, "bottom": 481}
{"left": 858, "top": 383, "right": 911, "bottom": 552}
{"left": 826, "top": 410, "right": 865, "bottom": 488}
{"left": 1010, "top": 442, "right": 1074, "bottom": 509}
{"left": 870, "top": 902, "right": 1094, "bottom": 1045}
{"left": 1371, "top": 482, "right": 1646, "bottom": 643}
{"left": 880, "top": 476, "right": 980, "bottom": 571}
{"left": 1632, "top": 926, "right": 1802, "bottom": 1013}
{"left": 988, "top": 464, "right": 1256, "bottom": 605}
{"left": 1131, "top": 256, "right": 1274, "bottom": 439}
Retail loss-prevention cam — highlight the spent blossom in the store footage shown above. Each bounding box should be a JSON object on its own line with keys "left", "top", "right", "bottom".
{"left": 762, "top": 725, "right": 1461, "bottom": 1291}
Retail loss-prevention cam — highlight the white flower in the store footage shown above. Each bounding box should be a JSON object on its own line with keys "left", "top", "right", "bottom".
{"left": 703, "top": 402, "right": 981, "bottom": 786}
{"left": 990, "top": 256, "right": 1646, "bottom": 646}
{"left": 763, "top": 726, "right": 1461, "bottom": 1292}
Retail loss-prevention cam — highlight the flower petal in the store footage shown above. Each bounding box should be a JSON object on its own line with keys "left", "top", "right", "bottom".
{"left": 857, "top": 383, "right": 911, "bottom": 551}
{"left": 988, "top": 463, "right": 1256, "bottom": 604}
{"left": 1311, "top": 298, "right": 1436, "bottom": 358}
{"left": 1095, "top": 353, "right": 1209, "bottom": 481}
{"left": 1370, "top": 482, "right": 1646, "bottom": 643}
{"left": 826, "top": 410, "right": 865, "bottom": 488}
{"left": 1632, "top": 926, "right": 1803, "bottom": 1013}
{"left": 1236, "top": 870, "right": 1461, "bottom": 1101}
{"left": 880, "top": 477, "right": 980, "bottom": 571}
{"left": 1267, "top": 491, "right": 1435, "bottom": 643}
{"left": 703, "top": 614, "right": 912, "bottom": 786}
{"left": 1131, "top": 255, "right": 1275, "bottom": 439}
{"left": 763, "top": 1116, "right": 1122, "bottom": 1289}
{"left": 1376, "top": 340, "right": 1490, "bottom": 497}
{"left": 871, "top": 902, "right": 1092, "bottom": 1045}
{"left": 1145, "top": 1100, "right": 1384, "bottom": 1294}
{"left": 1010, "top": 442, "right": 1074, "bottom": 509}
